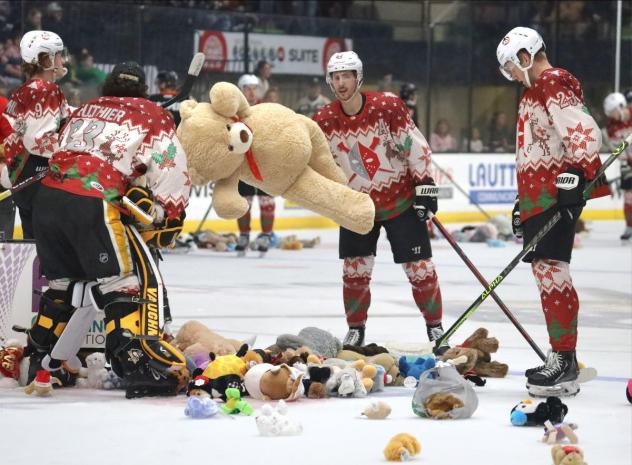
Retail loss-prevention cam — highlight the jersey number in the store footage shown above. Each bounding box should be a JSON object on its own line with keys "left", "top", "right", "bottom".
{"left": 66, "top": 119, "right": 106, "bottom": 150}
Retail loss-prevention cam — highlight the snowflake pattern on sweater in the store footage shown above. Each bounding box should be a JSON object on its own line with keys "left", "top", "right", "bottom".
{"left": 313, "top": 91, "right": 432, "bottom": 222}
{"left": 3, "top": 79, "right": 72, "bottom": 183}
{"left": 43, "top": 96, "right": 189, "bottom": 219}
{"left": 516, "top": 68, "right": 608, "bottom": 221}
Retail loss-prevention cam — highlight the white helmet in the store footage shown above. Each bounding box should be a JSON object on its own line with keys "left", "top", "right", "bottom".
{"left": 603, "top": 92, "right": 627, "bottom": 115}
{"left": 496, "top": 27, "right": 545, "bottom": 87}
{"left": 325, "top": 51, "right": 363, "bottom": 91}
{"left": 237, "top": 74, "right": 260, "bottom": 90}
{"left": 20, "top": 30, "right": 64, "bottom": 65}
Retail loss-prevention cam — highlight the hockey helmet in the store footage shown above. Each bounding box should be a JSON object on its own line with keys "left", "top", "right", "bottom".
{"left": 400, "top": 82, "right": 417, "bottom": 101}
{"left": 20, "top": 30, "right": 64, "bottom": 65}
{"left": 496, "top": 27, "right": 545, "bottom": 86}
{"left": 156, "top": 70, "right": 178, "bottom": 88}
{"left": 603, "top": 92, "right": 627, "bottom": 116}
{"left": 325, "top": 51, "right": 363, "bottom": 90}
{"left": 110, "top": 61, "right": 146, "bottom": 85}
{"left": 237, "top": 74, "right": 260, "bottom": 90}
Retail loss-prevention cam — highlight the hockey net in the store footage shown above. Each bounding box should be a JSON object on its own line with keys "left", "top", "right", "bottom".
{"left": 0, "top": 241, "right": 37, "bottom": 344}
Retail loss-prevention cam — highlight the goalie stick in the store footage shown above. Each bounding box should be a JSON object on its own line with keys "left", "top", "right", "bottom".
{"left": 0, "top": 52, "right": 205, "bottom": 204}
{"left": 434, "top": 132, "right": 632, "bottom": 352}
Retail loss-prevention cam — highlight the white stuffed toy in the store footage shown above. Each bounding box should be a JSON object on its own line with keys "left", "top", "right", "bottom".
{"left": 77, "top": 352, "right": 109, "bottom": 389}
{"left": 255, "top": 400, "right": 303, "bottom": 437}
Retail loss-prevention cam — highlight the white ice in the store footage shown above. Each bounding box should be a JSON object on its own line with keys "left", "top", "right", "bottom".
{"left": 1, "top": 220, "right": 630, "bottom": 465}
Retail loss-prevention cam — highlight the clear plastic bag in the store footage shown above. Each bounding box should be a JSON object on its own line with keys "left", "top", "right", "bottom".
{"left": 411, "top": 363, "right": 478, "bottom": 419}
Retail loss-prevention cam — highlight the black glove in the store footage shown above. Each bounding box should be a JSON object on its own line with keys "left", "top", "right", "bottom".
{"left": 512, "top": 196, "right": 523, "bottom": 238}
{"left": 556, "top": 167, "right": 585, "bottom": 223}
{"left": 621, "top": 160, "right": 632, "bottom": 190}
{"left": 125, "top": 186, "right": 155, "bottom": 216}
{"left": 414, "top": 179, "right": 439, "bottom": 221}
{"left": 142, "top": 212, "right": 186, "bottom": 248}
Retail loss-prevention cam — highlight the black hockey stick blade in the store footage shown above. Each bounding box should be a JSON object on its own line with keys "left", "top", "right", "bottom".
{"left": 160, "top": 52, "right": 205, "bottom": 109}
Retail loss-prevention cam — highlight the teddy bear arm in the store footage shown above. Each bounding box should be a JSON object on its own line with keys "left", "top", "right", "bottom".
{"left": 212, "top": 171, "right": 250, "bottom": 219}
{"left": 475, "top": 360, "right": 508, "bottom": 378}
{"left": 304, "top": 117, "right": 348, "bottom": 185}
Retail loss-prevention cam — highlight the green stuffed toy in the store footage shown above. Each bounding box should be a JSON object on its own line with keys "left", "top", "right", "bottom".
{"left": 221, "top": 387, "right": 254, "bottom": 415}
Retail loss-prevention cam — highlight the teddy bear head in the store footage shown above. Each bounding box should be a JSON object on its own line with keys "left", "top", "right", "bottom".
{"left": 255, "top": 400, "right": 303, "bottom": 436}
{"left": 178, "top": 82, "right": 253, "bottom": 185}
{"left": 85, "top": 352, "right": 106, "bottom": 370}
{"left": 551, "top": 445, "right": 586, "bottom": 465}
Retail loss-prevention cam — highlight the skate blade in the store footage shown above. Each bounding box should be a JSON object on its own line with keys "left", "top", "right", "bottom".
{"left": 526, "top": 380, "right": 580, "bottom": 398}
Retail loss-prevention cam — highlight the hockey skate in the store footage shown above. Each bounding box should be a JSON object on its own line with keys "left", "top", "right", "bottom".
{"left": 621, "top": 226, "right": 632, "bottom": 242}
{"left": 343, "top": 327, "right": 365, "bottom": 346}
{"left": 253, "top": 232, "right": 272, "bottom": 257}
{"left": 124, "top": 362, "right": 188, "bottom": 399}
{"left": 427, "top": 323, "right": 450, "bottom": 356}
{"left": 526, "top": 350, "right": 580, "bottom": 397}
{"left": 235, "top": 233, "right": 250, "bottom": 257}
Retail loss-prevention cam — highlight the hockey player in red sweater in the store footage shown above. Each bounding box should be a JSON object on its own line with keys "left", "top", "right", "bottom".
{"left": 497, "top": 27, "right": 609, "bottom": 396}
{"left": 313, "top": 51, "right": 447, "bottom": 351}
{"left": 27, "top": 62, "right": 190, "bottom": 398}
{"left": 2, "top": 30, "right": 73, "bottom": 238}
{"left": 602, "top": 92, "right": 632, "bottom": 241}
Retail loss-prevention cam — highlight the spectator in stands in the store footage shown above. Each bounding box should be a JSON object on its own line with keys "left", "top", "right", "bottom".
{"left": 295, "top": 77, "right": 330, "bottom": 118}
{"left": 263, "top": 86, "right": 280, "bottom": 104}
{"left": 488, "top": 111, "right": 514, "bottom": 153}
{"left": 0, "top": 37, "right": 23, "bottom": 90}
{"left": 0, "top": 1, "right": 15, "bottom": 41}
{"left": 25, "top": 7, "right": 43, "bottom": 32}
{"left": 462, "top": 127, "right": 485, "bottom": 153}
{"left": 378, "top": 73, "right": 394, "bottom": 93}
{"left": 76, "top": 49, "right": 107, "bottom": 87}
{"left": 44, "top": 2, "right": 67, "bottom": 38}
{"left": 254, "top": 59, "right": 272, "bottom": 99}
{"left": 0, "top": 87, "right": 14, "bottom": 239}
{"left": 430, "top": 118, "right": 457, "bottom": 153}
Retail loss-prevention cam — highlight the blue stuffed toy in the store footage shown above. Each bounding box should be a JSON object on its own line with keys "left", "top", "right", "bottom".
{"left": 185, "top": 395, "right": 220, "bottom": 419}
{"left": 398, "top": 355, "right": 436, "bottom": 380}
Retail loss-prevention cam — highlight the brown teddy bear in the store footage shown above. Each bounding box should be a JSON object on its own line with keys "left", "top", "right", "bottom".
{"left": 423, "top": 392, "right": 465, "bottom": 419}
{"left": 551, "top": 445, "right": 587, "bottom": 465}
{"left": 442, "top": 327, "right": 508, "bottom": 382}
{"left": 336, "top": 351, "right": 402, "bottom": 385}
{"left": 177, "top": 82, "right": 375, "bottom": 235}
{"left": 383, "top": 433, "right": 421, "bottom": 461}
{"left": 174, "top": 320, "right": 246, "bottom": 358}
{"left": 244, "top": 363, "right": 304, "bottom": 401}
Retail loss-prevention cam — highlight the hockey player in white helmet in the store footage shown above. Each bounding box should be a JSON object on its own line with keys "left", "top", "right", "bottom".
{"left": 602, "top": 92, "right": 632, "bottom": 241}
{"left": 234, "top": 73, "right": 276, "bottom": 256}
{"left": 497, "top": 27, "right": 609, "bottom": 397}
{"left": 1, "top": 30, "right": 72, "bottom": 239}
{"left": 314, "top": 51, "right": 448, "bottom": 353}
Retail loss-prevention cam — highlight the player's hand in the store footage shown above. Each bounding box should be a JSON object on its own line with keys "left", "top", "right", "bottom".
{"left": 414, "top": 178, "right": 439, "bottom": 221}
{"left": 143, "top": 212, "right": 186, "bottom": 248}
{"left": 122, "top": 186, "right": 164, "bottom": 225}
{"left": 512, "top": 196, "right": 522, "bottom": 238}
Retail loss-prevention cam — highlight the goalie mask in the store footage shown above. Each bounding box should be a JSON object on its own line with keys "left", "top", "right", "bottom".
{"left": 496, "top": 27, "right": 545, "bottom": 88}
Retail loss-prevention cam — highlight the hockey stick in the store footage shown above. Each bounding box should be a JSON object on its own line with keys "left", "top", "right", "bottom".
{"left": 0, "top": 52, "right": 205, "bottom": 204}
{"left": 434, "top": 133, "right": 632, "bottom": 352}
{"left": 431, "top": 215, "right": 546, "bottom": 361}
{"left": 431, "top": 159, "right": 493, "bottom": 221}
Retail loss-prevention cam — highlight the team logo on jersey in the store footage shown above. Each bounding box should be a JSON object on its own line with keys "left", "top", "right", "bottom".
{"left": 338, "top": 137, "right": 381, "bottom": 180}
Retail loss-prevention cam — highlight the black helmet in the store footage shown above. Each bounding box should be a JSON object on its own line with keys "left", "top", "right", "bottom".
{"left": 156, "top": 70, "right": 178, "bottom": 88}
{"left": 102, "top": 61, "right": 148, "bottom": 98}
{"left": 623, "top": 88, "right": 632, "bottom": 105}
{"left": 400, "top": 82, "right": 417, "bottom": 101}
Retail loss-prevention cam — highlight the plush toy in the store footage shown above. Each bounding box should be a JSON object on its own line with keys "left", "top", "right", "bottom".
{"left": 76, "top": 352, "right": 109, "bottom": 389}
{"left": 362, "top": 400, "right": 392, "bottom": 419}
{"left": 398, "top": 355, "right": 436, "bottom": 380}
{"left": 627, "top": 379, "right": 632, "bottom": 404}
{"left": 383, "top": 433, "right": 421, "bottom": 462}
{"left": 325, "top": 365, "right": 367, "bottom": 398}
{"left": 274, "top": 327, "right": 342, "bottom": 359}
{"left": 343, "top": 343, "right": 389, "bottom": 356}
{"left": 174, "top": 320, "right": 246, "bottom": 359}
{"left": 185, "top": 395, "right": 220, "bottom": 419}
{"left": 221, "top": 387, "right": 253, "bottom": 415}
{"left": 190, "top": 344, "right": 249, "bottom": 401}
{"left": 177, "top": 82, "right": 375, "bottom": 234}
{"left": 543, "top": 421, "right": 579, "bottom": 444}
{"left": 335, "top": 351, "right": 402, "bottom": 386}
{"left": 0, "top": 340, "right": 24, "bottom": 387}
{"left": 244, "top": 363, "right": 304, "bottom": 401}
{"left": 194, "top": 230, "right": 238, "bottom": 252}
{"left": 255, "top": 400, "right": 303, "bottom": 436}
{"left": 424, "top": 393, "right": 465, "bottom": 419}
{"left": 510, "top": 397, "right": 568, "bottom": 426}
{"left": 551, "top": 445, "right": 587, "bottom": 465}
{"left": 442, "top": 327, "right": 508, "bottom": 385}
{"left": 24, "top": 370, "right": 61, "bottom": 396}
{"left": 303, "top": 365, "right": 332, "bottom": 399}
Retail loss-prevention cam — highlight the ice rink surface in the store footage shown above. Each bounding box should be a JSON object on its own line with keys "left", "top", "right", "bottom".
{"left": 1, "top": 220, "right": 630, "bottom": 465}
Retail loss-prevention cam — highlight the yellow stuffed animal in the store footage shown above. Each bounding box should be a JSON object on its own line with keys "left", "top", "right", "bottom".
{"left": 177, "top": 82, "right": 375, "bottom": 234}
{"left": 383, "top": 433, "right": 421, "bottom": 461}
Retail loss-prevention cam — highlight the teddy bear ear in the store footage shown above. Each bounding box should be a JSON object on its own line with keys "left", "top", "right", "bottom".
{"left": 179, "top": 99, "right": 198, "bottom": 121}
{"left": 209, "top": 82, "right": 248, "bottom": 118}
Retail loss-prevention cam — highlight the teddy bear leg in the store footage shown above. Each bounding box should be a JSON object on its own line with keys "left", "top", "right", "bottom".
{"left": 212, "top": 170, "right": 250, "bottom": 219}
{"left": 283, "top": 167, "right": 375, "bottom": 234}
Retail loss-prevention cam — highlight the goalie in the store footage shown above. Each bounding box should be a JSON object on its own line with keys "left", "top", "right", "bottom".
{"left": 25, "top": 62, "right": 190, "bottom": 398}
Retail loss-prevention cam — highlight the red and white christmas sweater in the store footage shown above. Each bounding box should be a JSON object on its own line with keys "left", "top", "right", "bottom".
{"left": 43, "top": 96, "right": 189, "bottom": 219}
{"left": 313, "top": 91, "right": 432, "bottom": 222}
{"left": 3, "top": 78, "right": 73, "bottom": 183}
{"left": 604, "top": 118, "right": 632, "bottom": 173}
{"left": 516, "top": 68, "right": 609, "bottom": 221}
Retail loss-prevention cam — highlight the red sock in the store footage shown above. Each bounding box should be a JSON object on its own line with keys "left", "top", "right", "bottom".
{"left": 342, "top": 256, "right": 374, "bottom": 328}
{"left": 403, "top": 259, "right": 443, "bottom": 326}
{"left": 259, "top": 195, "right": 275, "bottom": 234}
{"left": 532, "top": 259, "right": 579, "bottom": 351}
{"left": 237, "top": 196, "right": 253, "bottom": 234}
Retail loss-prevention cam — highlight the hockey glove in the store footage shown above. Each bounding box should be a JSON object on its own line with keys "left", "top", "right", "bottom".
{"left": 122, "top": 186, "right": 164, "bottom": 225}
{"left": 512, "top": 196, "right": 523, "bottom": 238}
{"left": 414, "top": 179, "right": 439, "bottom": 221}
{"left": 621, "top": 160, "right": 632, "bottom": 190}
{"left": 142, "top": 212, "right": 186, "bottom": 249}
{"left": 556, "top": 167, "right": 586, "bottom": 223}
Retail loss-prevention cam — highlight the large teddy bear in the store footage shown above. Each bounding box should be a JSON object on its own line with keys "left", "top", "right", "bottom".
{"left": 177, "top": 82, "right": 375, "bottom": 234}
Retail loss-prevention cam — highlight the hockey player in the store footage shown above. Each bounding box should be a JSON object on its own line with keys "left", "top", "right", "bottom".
{"left": 149, "top": 70, "right": 181, "bottom": 125}
{"left": 602, "top": 92, "right": 632, "bottom": 241}
{"left": 2, "top": 30, "right": 73, "bottom": 239}
{"left": 234, "top": 73, "right": 276, "bottom": 256}
{"left": 313, "top": 51, "right": 447, "bottom": 350}
{"left": 497, "top": 27, "right": 609, "bottom": 396}
{"left": 27, "top": 62, "right": 190, "bottom": 398}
